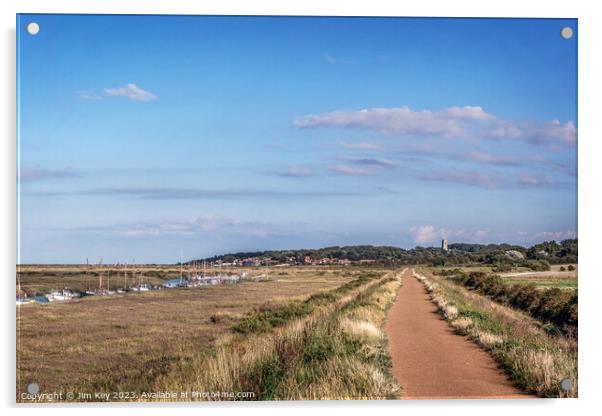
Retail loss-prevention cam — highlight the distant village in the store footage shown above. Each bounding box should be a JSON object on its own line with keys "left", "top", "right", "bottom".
{"left": 211, "top": 256, "right": 376, "bottom": 267}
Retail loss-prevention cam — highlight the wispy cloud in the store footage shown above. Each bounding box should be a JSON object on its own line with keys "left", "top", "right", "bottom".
{"left": 374, "top": 186, "right": 400, "bottom": 195}
{"left": 60, "top": 214, "right": 308, "bottom": 240}
{"left": 323, "top": 52, "right": 337, "bottom": 64}
{"left": 79, "top": 83, "right": 158, "bottom": 102}
{"left": 294, "top": 105, "right": 576, "bottom": 147}
{"left": 536, "top": 230, "right": 577, "bottom": 240}
{"left": 517, "top": 174, "right": 562, "bottom": 189}
{"left": 295, "top": 105, "right": 491, "bottom": 136}
{"left": 36, "top": 186, "right": 360, "bottom": 199}
{"left": 78, "top": 90, "right": 103, "bottom": 100}
{"left": 348, "top": 157, "right": 396, "bottom": 168}
{"left": 464, "top": 151, "right": 522, "bottom": 166}
{"left": 329, "top": 157, "right": 396, "bottom": 177}
{"left": 329, "top": 165, "right": 375, "bottom": 176}
{"left": 392, "top": 144, "right": 573, "bottom": 175}
{"left": 274, "top": 165, "right": 315, "bottom": 178}
{"left": 122, "top": 215, "right": 252, "bottom": 237}
{"left": 516, "top": 229, "right": 577, "bottom": 243}
{"left": 418, "top": 169, "right": 565, "bottom": 190}
{"left": 104, "top": 83, "right": 158, "bottom": 102}
{"left": 418, "top": 170, "right": 504, "bottom": 189}
{"left": 338, "top": 141, "right": 382, "bottom": 150}
{"left": 19, "top": 166, "right": 77, "bottom": 182}
{"left": 321, "top": 52, "right": 356, "bottom": 65}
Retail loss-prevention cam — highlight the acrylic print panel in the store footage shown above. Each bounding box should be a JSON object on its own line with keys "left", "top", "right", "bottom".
{"left": 16, "top": 14, "right": 577, "bottom": 402}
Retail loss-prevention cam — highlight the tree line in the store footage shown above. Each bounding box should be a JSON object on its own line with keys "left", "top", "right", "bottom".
{"left": 193, "top": 239, "right": 577, "bottom": 268}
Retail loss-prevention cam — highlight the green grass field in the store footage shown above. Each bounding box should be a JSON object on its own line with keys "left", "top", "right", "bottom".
{"left": 504, "top": 277, "right": 577, "bottom": 290}
{"left": 429, "top": 264, "right": 578, "bottom": 291}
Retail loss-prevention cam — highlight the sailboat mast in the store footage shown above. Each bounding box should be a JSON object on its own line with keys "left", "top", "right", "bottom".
{"left": 98, "top": 258, "right": 103, "bottom": 293}
{"left": 17, "top": 265, "right": 22, "bottom": 297}
{"left": 85, "top": 257, "right": 90, "bottom": 292}
{"left": 180, "top": 249, "right": 183, "bottom": 284}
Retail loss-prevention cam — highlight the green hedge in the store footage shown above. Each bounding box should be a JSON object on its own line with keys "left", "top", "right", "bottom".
{"left": 449, "top": 271, "right": 577, "bottom": 335}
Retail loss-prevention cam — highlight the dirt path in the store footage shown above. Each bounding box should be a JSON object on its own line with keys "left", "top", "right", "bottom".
{"left": 385, "top": 268, "right": 531, "bottom": 399}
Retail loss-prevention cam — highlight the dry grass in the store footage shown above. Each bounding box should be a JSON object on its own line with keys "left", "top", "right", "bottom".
{"left": 442, "top": 304, "right": 458, "bottom": 320}
{"left": 341, "top": 319, "right": 383, "bottom": 340}
{"left": 414, "top": 270, "right": 578, "bottom": 398}
{"left": 209, "top": 311, "right": 243, "bottom": 324}
{"left": 17, "top": 267, "right": 365, "bottom": 400}
{"left": 450, "top": 317, "right": 473, "bottom": 331}
{"left": 151, "top": 270, "right": 403, "bottom": 400}
{"left": 474, "top": 330, "right": 505, "bottom": 348}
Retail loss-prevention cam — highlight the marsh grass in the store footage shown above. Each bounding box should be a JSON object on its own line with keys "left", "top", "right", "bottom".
{"left": 16, "top": 267, "right": 359, "bottom": 400}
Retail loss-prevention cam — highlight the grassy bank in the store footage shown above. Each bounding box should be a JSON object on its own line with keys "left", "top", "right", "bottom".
{"left": 435, "top": 268, "right": 577, "bottom": 335}
{"left": 414, "top": 269, "right": 577, "bottom": 398}
{"left": 152, "top": 270, "right": 404, "bottom": 400}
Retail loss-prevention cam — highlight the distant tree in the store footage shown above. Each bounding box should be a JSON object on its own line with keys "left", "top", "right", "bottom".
{"left": 526, "top": 259, "right": 551, "bottom": 272}
{"left": 492, "top": 263, "right": 512, "bottom": 273}
{"left": 431, "top": 258, "right": 445, "bottom": 267}
{"left": 191, "top": 240, "right": 577, "bottom": 268}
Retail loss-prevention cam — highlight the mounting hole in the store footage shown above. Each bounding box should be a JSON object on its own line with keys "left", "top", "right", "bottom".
{"left": 560, "top": 378, "right": 573, "bottom": 391}
{"left": 27, "top": 382, "right": 39, "bottom": 394}
{"left": 26, "top": 22, "right": 40, "bottom": 35}
{"left": 560, "top": 26, "right": 573, "bottom": 40}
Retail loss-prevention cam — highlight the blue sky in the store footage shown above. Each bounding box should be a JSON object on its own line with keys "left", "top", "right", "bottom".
{"left": 17, "top": 15, "right": 577, "bottom": 264}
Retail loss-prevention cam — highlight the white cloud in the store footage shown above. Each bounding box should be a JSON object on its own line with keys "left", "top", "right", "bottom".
{"left": 537, "top": 230, "right": 577, "bottom": 240}
{"left": 294, "top": 105, "right": 576, "bottom": 147}
{"left": 78, "top": 90, "right": 103, "bottom": 100}
{"left": 104, "top": 83, "right": 157, "bottom": 102}
{"left": 472, "top": 229, "right": 490, "bottom": 240}
{"left": 489, "top": 119, "right": 576, "bottom": 146}
{"left": 410, "top": 225, "right": 488, "bottom": 245}
{"left": 410, "top": 225, "right": 440, "bottom": 244}
{"left": 444, "top": 106, "right": 494, "bottom": 120}
{"left": 295, "top": 106, "right": 472, "bottom": 137}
